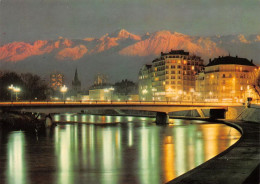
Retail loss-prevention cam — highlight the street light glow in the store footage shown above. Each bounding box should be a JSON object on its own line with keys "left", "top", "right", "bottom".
{"left": 13, "top": 87, "right": 21, "bottom": 93}
{"left": 60, "top": 85, "right": 68, "bottom": 93}
{"left": 60, "top": 85, "right": 68, "bottom": 101}
{"left": 8, "top": 84, "right": 14, "bottom": 90}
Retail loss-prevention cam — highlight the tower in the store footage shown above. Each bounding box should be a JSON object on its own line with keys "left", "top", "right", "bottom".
{"left": 72, "top": 68, "right": 81, "bottom": 93}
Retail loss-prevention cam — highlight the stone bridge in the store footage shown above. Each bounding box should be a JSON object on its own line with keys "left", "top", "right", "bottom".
{"left": 0, "top": 101, "right": 243, "bottom": 124}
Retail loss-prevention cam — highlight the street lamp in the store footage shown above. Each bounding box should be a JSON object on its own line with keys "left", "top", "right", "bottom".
{"left": 13, "top": 87, "right": 21, "bottom": 101}
{"left": 109, "top": 87, "right": 114, "bottom": 101}
{"left": 60, "top": 85, "right": 68, "bottom": 101}
{"left": 8, "top": 84, "right": 14, "bottom": 101}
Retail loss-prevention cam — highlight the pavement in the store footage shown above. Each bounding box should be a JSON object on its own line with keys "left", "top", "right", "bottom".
{"left": 167, "top": 120, "right": 260, "bottom": 184}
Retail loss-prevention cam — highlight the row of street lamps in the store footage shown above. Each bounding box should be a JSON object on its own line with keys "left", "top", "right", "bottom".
{"left": 7, "top": 84, "right": 68, "bottom": 101}
{"left": 8, "top": 84, "right": 21, "bottom": 101}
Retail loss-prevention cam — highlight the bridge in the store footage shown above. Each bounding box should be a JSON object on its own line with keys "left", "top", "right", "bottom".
{"left": 0, "top": 101, "right": 242, "bottom": 124}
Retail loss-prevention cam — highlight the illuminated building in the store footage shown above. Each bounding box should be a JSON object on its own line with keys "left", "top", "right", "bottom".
{"left": 88, "top": 73, "right": 114, "bottom": 101}
{"left": 94, "top": 73, "right": 108, "bottom": 86}
{"left": 196, "top": 56, "right": 260, "bottom": 102}
{"left": 139, "top": 50, "right": 204, "bottom": 101}
{"left": 89, "top": 86, "right": 114, "bottom": 101}
{"left": 138, "top": 64, "right": 153, "bottom": 101}
{"left": 50, "top": 72, "right": 64, "bottom": 91}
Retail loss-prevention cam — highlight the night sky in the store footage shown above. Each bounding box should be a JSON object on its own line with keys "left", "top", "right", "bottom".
{"left": 0, "top": 0, "right": 259, "bottom": 44}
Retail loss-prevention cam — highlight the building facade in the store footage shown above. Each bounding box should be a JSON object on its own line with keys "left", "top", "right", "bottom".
{"left": 89, "top": 86, "right": 114, "bottom": 101}
{"left": 196, "top": 56, "right": 259, "bottom": 102}
{"left": 138, "top": 64, "right": 153, "bottom": 101}
{"left": 139, "top": 50, "right": 204, "bottom": 101}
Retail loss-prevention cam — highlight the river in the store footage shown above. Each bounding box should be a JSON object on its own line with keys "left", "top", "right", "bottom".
{"left": 0, "top": 114, "right": 240, "bottom": 184}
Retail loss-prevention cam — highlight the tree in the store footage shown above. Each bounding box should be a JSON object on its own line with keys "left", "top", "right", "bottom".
{"left": 0, "top": 72, "right": 24, "bottom": 101}
{"left": 21, "top": 73, "right": 49, "bottom": 100}
{"left": 0, "top": 71, "right": 49, "bottom": 101}
{"left": 114, "top": 79, "right": 137, "bottom": 100}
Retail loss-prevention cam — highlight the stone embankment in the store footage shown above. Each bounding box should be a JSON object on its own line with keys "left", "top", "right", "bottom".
{"left": 168, "top": 105, "right": 260, "bottom": 184}
{"left": 236, "top": 104, "right": 260, "bottom": 123}
{"left": 226, "top": 104, "right": 260, "bottom": 123}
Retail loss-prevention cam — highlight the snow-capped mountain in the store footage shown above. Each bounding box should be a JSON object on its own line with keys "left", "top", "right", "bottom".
{"left": 0, "top": 29, "right": 259, "bottom": 85}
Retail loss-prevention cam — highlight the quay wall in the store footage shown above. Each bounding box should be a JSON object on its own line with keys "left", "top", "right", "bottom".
{"left": 226, "top": 104, "right": 260, "bottom": 123}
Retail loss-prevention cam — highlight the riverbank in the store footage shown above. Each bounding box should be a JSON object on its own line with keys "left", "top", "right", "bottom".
{"left": 0, "top": 111, "right": 48, "bottom": 133}
{"left": 167, "top": 120, "right": 260, "bottom": 184}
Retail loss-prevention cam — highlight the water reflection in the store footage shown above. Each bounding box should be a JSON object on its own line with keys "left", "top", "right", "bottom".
{"left": 7, "top": 132, "right": 28, "bottom": 184}
{"left": 1, "top": 115, "right": 241, "bottom": 184}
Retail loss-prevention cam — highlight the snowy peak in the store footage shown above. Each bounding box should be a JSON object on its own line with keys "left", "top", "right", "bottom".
{"left": 119, "top": 31, "right": 226, "bottom": 58}
{"left": 108, "top": 29, "right": 141, "bottom": 41}
{"left": 0, "top": 29, "right": 259, "bottom": 63}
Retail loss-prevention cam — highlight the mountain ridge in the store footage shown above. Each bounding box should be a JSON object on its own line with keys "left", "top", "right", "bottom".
{"left": 0, "top": 29, "right": 259, "bottom": 63}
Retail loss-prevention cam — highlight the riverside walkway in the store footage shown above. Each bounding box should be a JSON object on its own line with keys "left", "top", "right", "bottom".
{"left": 168, "top": 121, "right": 260, "bottom": 184}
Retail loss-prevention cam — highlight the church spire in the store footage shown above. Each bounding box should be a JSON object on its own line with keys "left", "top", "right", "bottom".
{"left": 74, "top": 68, "right": 79, "bottom": 82}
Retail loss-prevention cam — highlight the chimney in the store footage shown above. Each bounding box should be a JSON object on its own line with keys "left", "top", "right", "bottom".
{"left": 236, "top": 55, "right": 238, "bottom": 58}
{"left": 209, "top": 58, "right": 212, "bottom": 63}
{"left": 251, "top": 59, "right": 253, "bottom": 63}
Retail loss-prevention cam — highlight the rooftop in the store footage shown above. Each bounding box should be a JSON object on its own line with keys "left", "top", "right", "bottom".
{"left": 206, "top": 56, "right": 256, "bottom": 67}
{"left": 161, "top": 49, "right": 189, "bottom": 56}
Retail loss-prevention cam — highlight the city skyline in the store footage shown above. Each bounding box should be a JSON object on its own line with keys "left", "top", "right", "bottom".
{"left": 0, "top": 0, "right": 259, "bottom": 87}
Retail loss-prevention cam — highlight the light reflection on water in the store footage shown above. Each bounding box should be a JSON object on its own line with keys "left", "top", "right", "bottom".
{"left": 0, "top": 115, "right": 241, "bottom": 184}
{"left": 7, "top": 132, "right": 28, "bottom": 184}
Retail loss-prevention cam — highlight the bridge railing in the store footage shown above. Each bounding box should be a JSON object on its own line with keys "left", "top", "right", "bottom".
{"left": 0, "top": 100, "right": 244, "bottom": 106}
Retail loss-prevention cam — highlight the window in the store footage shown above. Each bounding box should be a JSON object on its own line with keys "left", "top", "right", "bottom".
{"left": 178, "top": 71, "right": 181, "bottom": 74}
{"left": 223, "top": 74, "right": 225, "bottom": 78}
{"left": 171, "top": 81, "right": 175, "bottom": 84}
{"left": 171, "top": 76, "right": 175, "bottom": 79}
{"left": 171, "top": 65, "right": 175, "bottom": 69}
{"left": 177, "top": 65, "right": 181, "bottom": 69}
{"left": 171, "top": 71, "right": 175, "bottom": 74}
